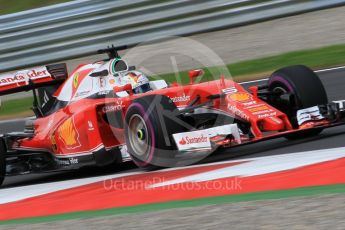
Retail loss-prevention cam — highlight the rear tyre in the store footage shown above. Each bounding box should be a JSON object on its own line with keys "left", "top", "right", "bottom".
{"left": 0, "top": 138, "right": 6, "bottom": 186}
{"left": 268, "top": 65, "right": 328, "bottom": 139}
{"left": 124, "top": 95, "right": 185, "bottom": 169}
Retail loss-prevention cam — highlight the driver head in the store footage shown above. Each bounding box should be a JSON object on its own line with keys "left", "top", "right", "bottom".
{"left": 121, "top": 71, "right": 152, "bottom": 94}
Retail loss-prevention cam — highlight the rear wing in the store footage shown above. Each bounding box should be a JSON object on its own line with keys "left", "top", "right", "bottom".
{"left": 0, "top": 63, "right": 68, "bottom": 96}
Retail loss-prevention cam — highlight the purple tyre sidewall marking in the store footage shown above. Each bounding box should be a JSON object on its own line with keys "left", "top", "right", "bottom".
{"left": 268, "top": 75, "right": 294, "bottom": 93}
{"left": 127, "top": 102, "right": 155, "bottom": 167}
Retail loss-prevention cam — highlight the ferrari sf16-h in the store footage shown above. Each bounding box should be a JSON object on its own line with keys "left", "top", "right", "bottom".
{"left": 0, "top": 46, "right": 344, "bottom": 186}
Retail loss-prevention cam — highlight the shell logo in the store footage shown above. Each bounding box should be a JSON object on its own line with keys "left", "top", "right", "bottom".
{"left": 228, "top": 92, "right": 252, "bottom": 102}
{"left": 58, "top": 117, "right": 81, "bottom": 149}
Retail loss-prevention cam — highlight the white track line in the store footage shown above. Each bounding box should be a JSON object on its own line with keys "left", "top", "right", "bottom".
{"left": 315, "top": 65, "right": 345, "bottom": 73}
{"left": 151, "top": 147, "right": 345, "bottom": 188}
{"left": 240, "top": 78, "right": 268, "bottom": 85}
{"left": 239, "top": 65, "right": 345, "bottom": 85}
{"left": 0, "top": 171, "right": 140, "bottom": 205}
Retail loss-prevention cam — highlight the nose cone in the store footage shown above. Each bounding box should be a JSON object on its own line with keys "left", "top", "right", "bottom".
{"left": 260, "top": 117, "right": 285, "bottom": 132}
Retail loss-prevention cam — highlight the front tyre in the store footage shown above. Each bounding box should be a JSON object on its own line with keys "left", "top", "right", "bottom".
{"left": 268, "top": 65, "right": 328, "bottom": 139}
{"left": 124, "top": 95, "right": 184, "bottom": 169}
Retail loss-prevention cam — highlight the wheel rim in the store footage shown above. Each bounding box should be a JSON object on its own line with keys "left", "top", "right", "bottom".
{"left": 272, "top": 85, "right": 288, "bottom": 94}
{"left": 128, "top": 114, "right": 150, "bottom": 158}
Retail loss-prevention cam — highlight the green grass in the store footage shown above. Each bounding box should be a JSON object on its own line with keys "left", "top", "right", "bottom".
{"left": 1, "top": 183, "right": 345, "bottom": 225}
{"left": 154, "top": 43, "right": 345, "bottom": 84}
{"left": 0, "top": 97, "right": 33, "bottom": 119}
{"left": 2, "top": 43, "right": 345, "bottom": 119}
{"left": 0, "top": 0, "right": 72, "bottom": 15}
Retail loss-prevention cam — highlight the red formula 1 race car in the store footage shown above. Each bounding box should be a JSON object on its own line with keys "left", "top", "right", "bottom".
{"left": 1, "top": 46, "right": 345, "bottom": 186}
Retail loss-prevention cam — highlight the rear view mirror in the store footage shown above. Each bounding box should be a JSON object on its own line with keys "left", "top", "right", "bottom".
{"left": 128, "top": 66, "right": 136, "bottom": 71}
{"left": 188, "top": 69, "right": 204, "bottom": 84}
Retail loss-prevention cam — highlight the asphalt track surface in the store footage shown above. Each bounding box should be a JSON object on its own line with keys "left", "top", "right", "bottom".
{"left": 1, "top": 67, "right": 344, "bottom": 189}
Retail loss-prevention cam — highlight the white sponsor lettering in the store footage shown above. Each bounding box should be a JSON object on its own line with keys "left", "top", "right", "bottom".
{"left": 252, "top": 109, "right": 274, "bottom": 115}
{"left": 56, "top": 157, "right": 79, "bottom": 166}
{"left": 181, "top": 135, "right": 208, "bottom": 145}
{"left": 70, "top": 158, "right": 79, "bottom": 164}
{"left": 174, "top": 131, "right": 210, "bottom": 152}
{"left": 227, "top": 105, "right": 249, "bottom": 120}
{"left": 173, "top": 124, "right": 240, "bottom": 152}
{"left": 102, "top": 101, "right": 124, "bottom": 113}
{"left": 222, "top": 87, "right": 238, "bottom": 94}
{"left": 75, "top": 91, "right": 90, "bottom": 98}
{"left": 98, "top": 90, "right": 111, "bottom": 96}
{"left": 258, "top": 112, "right": 277, "bottom": 119}
{"left": 242, "top": 101, "right": 257, "bottom": 106}
{"left": 297, "top": 106, "right": 324, "bottom": 125}
{"left": 170, "top": 94, "right": 191, "bottom": 103}
{"left": 0, "top": 66, "right": 51, "bottom": 87}
{"left": 56, "top": 159, "right": 70, "bottom": 166}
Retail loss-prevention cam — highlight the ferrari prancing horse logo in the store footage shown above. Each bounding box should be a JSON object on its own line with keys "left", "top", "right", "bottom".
{"left": 73, "top": 73, "right": 79, "bottom": 88}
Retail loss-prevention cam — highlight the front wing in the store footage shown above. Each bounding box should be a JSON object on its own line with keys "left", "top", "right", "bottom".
{"left": 171, "top": 100, "right": 345, "bottom": 152}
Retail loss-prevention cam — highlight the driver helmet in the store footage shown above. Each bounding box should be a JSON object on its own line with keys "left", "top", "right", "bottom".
{"left": 120, "top": 71, "right": 152, "bottom": 94}
{"left": 109, "top": 58, "right": 128, "bottom": 75}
